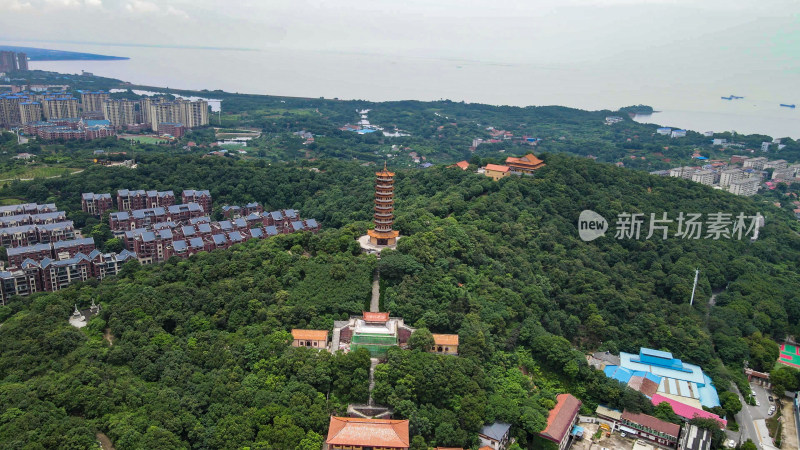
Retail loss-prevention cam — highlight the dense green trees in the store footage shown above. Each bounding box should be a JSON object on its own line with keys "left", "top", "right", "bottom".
{"left": 1, "top": 151, "right": 799, "bottom": 447}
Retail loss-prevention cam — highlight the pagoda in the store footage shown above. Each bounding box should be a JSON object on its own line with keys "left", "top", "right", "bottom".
{"left": 366, "top": 163, "right": 400, "bottom": 246}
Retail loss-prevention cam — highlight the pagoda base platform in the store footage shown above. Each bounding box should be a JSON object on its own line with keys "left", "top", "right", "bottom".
{"left": 358, "top": 234, "right": 402, "bottom": 254}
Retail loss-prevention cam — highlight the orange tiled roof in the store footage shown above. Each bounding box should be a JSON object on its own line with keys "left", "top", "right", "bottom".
{"left": 433, "top": 334, "right": 459, "bottom": 346}
{"left": 291, "top": 329, "right": 328, "bottom": 341}
{"left": 506, "top": 153, "right": 545, "bottom": 168}
{"left": 326, "top": 416, "right": 410, "bottom": 448}
{"left": 455, "top": 160, "right": 469, "bottom": 170}
{"left": 485, "top": 164, "right": 510, "bottom": 172}
{"left": 540, "top": 393, "right": 581, "bottom": 443}
{"left": 363, "top": 311, "right": 390, "bottom": 322}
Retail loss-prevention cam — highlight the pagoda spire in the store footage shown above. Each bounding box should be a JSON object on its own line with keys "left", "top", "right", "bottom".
{"left": 366, "top": 163, "right": 400, "bottom": 246}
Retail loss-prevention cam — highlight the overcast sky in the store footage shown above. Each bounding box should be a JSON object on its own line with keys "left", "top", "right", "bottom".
{"left": 1, "top": 0, "right": 797, "bottom": 64}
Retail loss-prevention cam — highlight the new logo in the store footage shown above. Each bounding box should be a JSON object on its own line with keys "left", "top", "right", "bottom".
{"left": 578, "top": 210, "right": 608, "bottom": 241}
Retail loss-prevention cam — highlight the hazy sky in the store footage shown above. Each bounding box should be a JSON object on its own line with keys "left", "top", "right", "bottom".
{"left": 1, "top": 0, "right": 798, "bottom": 64}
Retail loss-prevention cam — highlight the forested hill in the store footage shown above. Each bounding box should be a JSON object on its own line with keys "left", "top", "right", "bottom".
{"left": 1, "top": 154, "right": 799, "bottom": 448}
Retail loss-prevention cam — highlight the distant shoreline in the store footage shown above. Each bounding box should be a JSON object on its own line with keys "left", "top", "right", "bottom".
{"left": 0, "top": 45, "right": 128, "bottom": 61}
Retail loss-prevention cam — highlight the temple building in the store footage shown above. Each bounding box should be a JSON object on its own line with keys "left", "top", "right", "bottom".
{"left": 505, "top": 153, "right": 546, "bottom": 174}
{"left": 367, "top": 163, "right": 400, "bottom": 246}
{"left": 291, "top": 329, "right": 328, "bottom": 350}
{"left": 333, "top": 312, "right": 415, "bottom": 357}
{"left": 324, "top": 416, "right": 410, "bottom": 450}
{"left": 430, "top": 334, "right": 459, "bottom": 355}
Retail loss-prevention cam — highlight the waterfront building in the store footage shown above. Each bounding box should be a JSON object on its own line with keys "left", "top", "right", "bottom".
{"left": 0, "top": 93, "right": 28, "bottom": 126}
{"left": 671, "top": 129, "right": 687, "bottom": 138}
{"left": 148, "top": 98, "right": 208, "bottom": 132}
{"left": 0, "top": 51, "right": 27, "bottom": 72}
{"left": 657, "top": 127, "right": 672, "bottom": 135}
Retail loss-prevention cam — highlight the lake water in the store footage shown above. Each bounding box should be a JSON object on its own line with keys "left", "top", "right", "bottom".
{"left": 10, "top": 41, "right": 799, "bottom": 138}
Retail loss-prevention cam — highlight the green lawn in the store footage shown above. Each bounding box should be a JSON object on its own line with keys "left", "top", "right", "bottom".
{"left": 120, "top": 135, "right": 168, "bottom": 144}
{"left": 0, "top": 166, "right": 81, "bottom": 181}
{"left": 0, "top": 198, "right": 26, "bottom": 206}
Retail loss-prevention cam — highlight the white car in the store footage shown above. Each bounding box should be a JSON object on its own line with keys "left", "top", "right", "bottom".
{"left": 725, "top": 439, "right": 736, "bottom": 448}
{"left": 751, "top": 389, "right": 757, "bottom": 396}
{"left": 756, "top": 400, "right": 760, "bottom": 406}
{"left": 769, "top": 406, "right": 776, "bottom": 415}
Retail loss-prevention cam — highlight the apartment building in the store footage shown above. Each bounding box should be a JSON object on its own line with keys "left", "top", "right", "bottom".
{"left": 79, "top": 91, "right": 110, "bottom": 113}
{"left": 691, "top": 170, "right": 715, "bottom": 186}
{"left": 18, "top": 101, "right": 42, "bottom": 124}
{"left": 102, "top": 99, "right": 139, "bottom": 128}
{"left": 743, "top": 157, "right": 768, "bottom": 170}
{"left": 719, "top": 169, "right": 745, "bottom": 188}
{"left": 81, "top": 193, "right": 114, "bottom": 216}
{"left": 41, "top": 96, "right": 79, "bottom": 120}
{"left": 729, "top": 178, "right": 760, "bottom": 197}
{"left": 181, "top": 189, "right": 212, "bottom": 213}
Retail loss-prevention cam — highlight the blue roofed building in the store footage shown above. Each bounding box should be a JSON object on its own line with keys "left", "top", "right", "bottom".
{"left": 602, "top": 348, "right": 720, "bottom": 409}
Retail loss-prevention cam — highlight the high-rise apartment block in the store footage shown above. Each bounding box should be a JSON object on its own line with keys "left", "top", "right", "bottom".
{"left": 79, "top": 91, "right": 110, "bottom": 113}
{"left": 0, "top": 51, "right": 28, "bottom": 72}
{"left": 103, "top": 99, "right": 139, "bottom": 128}
{"left": 19, "top": 102, "right": 42, "bottom": 124}
{"left": 719, "top": 169, "right": 745, "bottom": 188}
{"left": 148, "top": 98, "right": 208, "bottom": 132}
{"left": 42, "top": 96, "right": 79, "bottom": 120}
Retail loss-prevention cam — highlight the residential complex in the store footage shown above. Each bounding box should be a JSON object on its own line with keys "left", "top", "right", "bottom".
{"left": 661, "top": 155, "right": 800, "bottom": 197}
{"left": 0, "top": 197, "right": 320, "bottom": 303}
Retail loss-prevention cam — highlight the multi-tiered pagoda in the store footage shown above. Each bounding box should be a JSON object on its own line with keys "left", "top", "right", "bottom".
{"left": 367, "top": 163, "right": 400, "bottom": 246}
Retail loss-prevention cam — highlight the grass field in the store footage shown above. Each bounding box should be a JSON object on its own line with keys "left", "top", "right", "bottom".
{"left": 0, "top": 198, "right": 25, "bottom": 206}
{"left": 0, "top": 166, "right": 81, "bottom": 181}
{"left": 778, "top": 343, "right": 800, "bottom": 368}
{"left": 120, "top": 135, "right": 168, "bottom": 144}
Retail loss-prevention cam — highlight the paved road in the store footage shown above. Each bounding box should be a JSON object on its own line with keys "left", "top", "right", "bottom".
{"left": 732, "top": 382, "right": 761, "bottom": 449}
{"left": 733, "top": 381, "right": 780, "bottom": 449}
{"left": 370, "top": 268, "right": 380, "bottom": 312}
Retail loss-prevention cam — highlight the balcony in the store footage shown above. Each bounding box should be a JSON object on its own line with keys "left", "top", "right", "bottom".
{"left": 376, "top": 184, "right": 394, "bottom": 189}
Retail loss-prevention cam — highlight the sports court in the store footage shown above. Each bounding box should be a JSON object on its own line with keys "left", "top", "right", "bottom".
{"left": 779, "top": 343, "right": 800, "bottom": 368}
